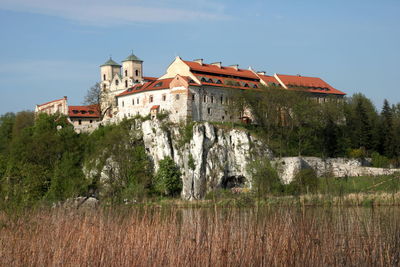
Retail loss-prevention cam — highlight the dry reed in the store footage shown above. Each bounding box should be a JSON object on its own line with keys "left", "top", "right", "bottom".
{"left": 1, "top": 206, "right": 399, "bottom": 266}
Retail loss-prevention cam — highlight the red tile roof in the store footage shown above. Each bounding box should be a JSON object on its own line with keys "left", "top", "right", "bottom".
{"left": 143, "top": 76, "right": 157, "bottom": 81}
{"left": 275, "top": 74, "right": 346, "bottom": 95}
{"left": 68, "top": 105, "right": 100, "bottom": 118}
{"left": 183, "top": 61, "right": 259, "bottom": 80}
{"left": 195, "top": 73, "right": 260, "bottom": 90}
{"left": 117, "top": 78, "right": 175, "bottom": 97}
{"left": 257, "top": 75, "right": 280, "bottom": 85}
{"left": 150, "top": 105, "right": 160, "bottom": 110}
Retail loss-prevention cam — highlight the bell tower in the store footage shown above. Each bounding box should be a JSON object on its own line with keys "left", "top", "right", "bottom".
{"left": 100, "top": 57, "right": 121, "bottom": 92}
{"left": 122, "top": 52, "right": 143, "bottom": 88}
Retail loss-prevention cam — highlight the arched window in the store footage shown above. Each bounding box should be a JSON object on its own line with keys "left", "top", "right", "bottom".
{"left": 135, "top": 70, "right": 139, "bottom": 76}
{"left": 125, "top": 80, "right": 128, "bottom": 88}
{"left": 115, "top": 80, "right": 119, "bottom": 86}
{"left": 103, "top": 74, "right": 106, "bottom": 81}
{"left": 125, "top": 70, "right": 128, "bottom": 77}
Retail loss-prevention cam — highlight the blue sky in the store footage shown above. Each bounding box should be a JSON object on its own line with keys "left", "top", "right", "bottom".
{"left": 0, "top": 0, "right": 399, "bottom": 114}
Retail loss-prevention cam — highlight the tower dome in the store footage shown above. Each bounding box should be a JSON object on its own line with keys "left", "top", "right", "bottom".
{"left": 122, "top": 52, "right": 143, "bottom": 62}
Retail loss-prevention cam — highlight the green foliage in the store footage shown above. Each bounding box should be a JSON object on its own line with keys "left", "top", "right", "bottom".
{"left": 177, "top": 121, "right": 194, "bottom": 147}
{"left": 247, "top": 159, "right": 283, "bottom": 197}
{"left": 154, "top": 157, "right": 182, "bottom": 197}
{"left": 347, "top": 148, "right": 367, "bottom": 159}
{"left": 287, "top": 169, "right": 319, "bottom": 195}
{"left": 371, "top": 152, "right": 390, "bottom": 168}
{"left": 188, "top": 154, "right": 195, "bottom": 170}
{"left": 156, "top": 110, "right": 170, "bottom": 121}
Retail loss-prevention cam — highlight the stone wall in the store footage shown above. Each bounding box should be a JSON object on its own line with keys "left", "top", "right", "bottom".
{"left": 274, "top": 157, "right": 400, "bottom": 184}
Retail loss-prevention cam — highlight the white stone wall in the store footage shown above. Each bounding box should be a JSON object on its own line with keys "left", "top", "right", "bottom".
{"left": 274, "top": 157, "right": 400, "bottom": 184}
{"left": 35, "top": 98, "right": 68, "bottom": 116}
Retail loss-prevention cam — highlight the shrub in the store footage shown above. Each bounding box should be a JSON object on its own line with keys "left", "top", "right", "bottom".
{"left": 288, "top": 169, "right": 319, "bottom": 195}
{"left": 371, "top": 152, "right": 390, "bottom": 168}
{"left": 154, "top": 157, "right": 182, "bottom": 197}
{"left": 347, "top": 148, "right": 367, "bottom": 159}
{"left": 247, "top": 159, "right": 283, "bottom": 197}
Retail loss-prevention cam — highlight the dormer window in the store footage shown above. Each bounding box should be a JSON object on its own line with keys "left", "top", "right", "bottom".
{"left": 201, "top": 77, "right": 207, "bottom": 83}
{"left": 244, "top": 83, "right": 249, "bottom": 88}
{"left": 253, "top": 84, "right": 258, "bottom": 88}
{"left": 154, "top": 82, "right": 163, "bottom": 88}
{"left": 216, "top": 80, "right": 222, "bottom": 84}
{"left": 208, "top": 78, "right": 213, "bottom": 83}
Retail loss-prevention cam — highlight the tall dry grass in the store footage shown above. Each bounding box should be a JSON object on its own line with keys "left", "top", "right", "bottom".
{"left": 1, "top": 206, "right": 400, "bottom": 266}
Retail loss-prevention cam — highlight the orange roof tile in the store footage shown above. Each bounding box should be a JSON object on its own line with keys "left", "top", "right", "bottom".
{"left": 150, "top": 105, "right": 160, "bottom": 110}
{"left": 257, "top": 75, "right": 280, "bottom": 85}
{"left": 183, "top": 60, "right": 259, "bottom": 80}
{"left": 68, "top": 105, "right": 100, "bottom": 118}
{"left": 117, "top": 78, "right": 175, "bottom": 97}
{"left": 276, "top": 74, "right": 346, "bottom": 95}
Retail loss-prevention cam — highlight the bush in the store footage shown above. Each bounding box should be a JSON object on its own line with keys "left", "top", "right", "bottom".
{"left": 247, "top": 159, "right": 283, "bottom": 198}
{"left": 371, "top": 152, "right": 390, "bottom": 168}
{"left": 288, "top": 169, "right": 319, "bottom": 195}
{"left": 154, "top": 157, "right": 182, "bottom": 197}
{"left": 347, "top": 148, "right": 367, "bottom": 159}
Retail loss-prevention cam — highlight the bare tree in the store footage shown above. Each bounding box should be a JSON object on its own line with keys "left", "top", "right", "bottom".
{"left": 83, "top": 82, "right": 110, "bottom": 119}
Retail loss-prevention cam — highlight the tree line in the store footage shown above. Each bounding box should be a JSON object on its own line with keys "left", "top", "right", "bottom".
{"left": 0, "top": 113, "right": 181, "bottom": 209}
{"left": 231, "top": 86, "right": 400, "bottom": 166}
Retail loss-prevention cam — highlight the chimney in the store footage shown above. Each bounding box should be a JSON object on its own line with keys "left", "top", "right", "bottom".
{"left": 211, "top": 62, "right": 222, "bottom": 68}
{"left": 193, "top": 59, "right": 203, "bottom": 65}
{"left": 227, "top": 64, "right": 239, "bottom": 70}
{"left": 257, "top": 71, "right": 266, "bottom": 75}
{"left": 63, "top": 96, "right": 68, "bottom": 100}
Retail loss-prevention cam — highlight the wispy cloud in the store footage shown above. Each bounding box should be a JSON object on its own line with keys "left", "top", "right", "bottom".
{"left": 0, "top": 0, "right": 228, "bottom": 25}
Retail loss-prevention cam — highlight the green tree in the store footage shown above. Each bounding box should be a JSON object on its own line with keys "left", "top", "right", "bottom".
{"left": 154, "top": 157, "right": 182, "bottom": 197}
{"left": 247, "top": 159, "right": 282, "bottom": 198}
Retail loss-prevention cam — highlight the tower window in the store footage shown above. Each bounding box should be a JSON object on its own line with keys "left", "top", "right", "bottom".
{"left": 203, "top": 95, "right": 207, "bottom": 103}
{"left": 150, "top": 95, "right": 153, "bottom": 103}
{"left": 103, "top": 84, "right": 106, "bottom": 90}
{"left": 115, "top": 80, "right": 119, "bottom": 86}
{"left": 207, "top": 108, "right": 211, "bottom": 115}
{"left": 125, "top": 70, "right": 128, "bottom": 77}
{"left": 103, "top": 74, "right": 106, "bottom": 81}
{"left": 135, "top": 70, "right": 139, "bottom": 76}
{"left": 125, "top": 80, "right": 128, "bottom": 88}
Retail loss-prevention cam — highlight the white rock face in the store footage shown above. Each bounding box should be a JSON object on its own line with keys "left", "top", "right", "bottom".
{"left": 274, "top": 157, "right": 400, "bottom": 184}
{"left": 141, "top": 120, "right": 273, "bottom": 200}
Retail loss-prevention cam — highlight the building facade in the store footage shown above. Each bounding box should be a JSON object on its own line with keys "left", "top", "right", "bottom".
{"left": 115, "top": 56, "right": 346, "bottom": 123}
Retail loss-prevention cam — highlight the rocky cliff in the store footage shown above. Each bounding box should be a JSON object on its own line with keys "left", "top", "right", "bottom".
{"left": 90, "top": 119, "right": 399, "bottom": 200}
{"left": 141, "top": 120, "right": 272, "bottom": 200}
